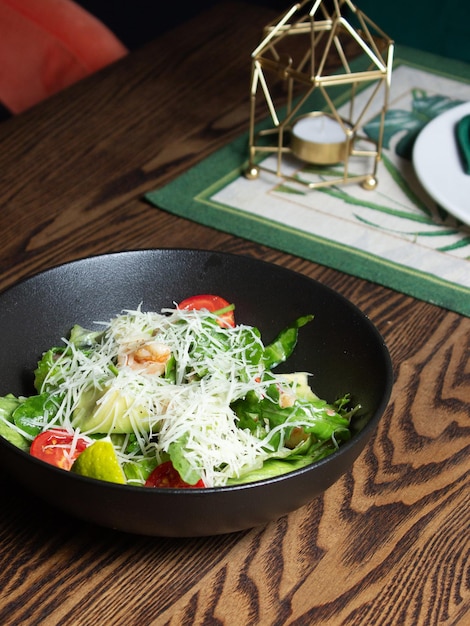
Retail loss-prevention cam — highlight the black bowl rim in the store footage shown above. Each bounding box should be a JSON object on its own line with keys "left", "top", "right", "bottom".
{"left": 0, "top": 247, "right": 394, "bottom": 495}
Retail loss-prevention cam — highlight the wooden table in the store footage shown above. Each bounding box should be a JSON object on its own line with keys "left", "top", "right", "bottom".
{"left": 0, "top": 3, "right": 468, "bottom": 624}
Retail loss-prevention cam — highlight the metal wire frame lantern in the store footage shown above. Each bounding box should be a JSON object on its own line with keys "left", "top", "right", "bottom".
{"left": 245, "top": 0, "right": 394, "bottom": 190}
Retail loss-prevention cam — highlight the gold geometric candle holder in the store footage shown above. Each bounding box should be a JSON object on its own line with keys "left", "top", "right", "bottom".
{"left": 245, "top": 0, "right": 394, "bottom": 190}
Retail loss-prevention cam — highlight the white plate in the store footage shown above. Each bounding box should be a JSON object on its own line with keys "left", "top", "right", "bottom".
{"left": 412, "top": 101, "right": 470, "bottom": 226}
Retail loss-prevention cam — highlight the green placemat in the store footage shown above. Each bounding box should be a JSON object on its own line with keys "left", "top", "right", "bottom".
{"left": 146, "top": 46, "right": 470, "bottom": 318}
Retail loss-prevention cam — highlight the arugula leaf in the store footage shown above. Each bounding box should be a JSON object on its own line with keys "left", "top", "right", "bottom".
{"left": 262, "top": 314, "right": 313, "bottom": 369}
{"left": 188, "top": 320, "right": 263, "bottom": 378}
{"left": 233, "top": 392, "right": 350, "bottom": 449}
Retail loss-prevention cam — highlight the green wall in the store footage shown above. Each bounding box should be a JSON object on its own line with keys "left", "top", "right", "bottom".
{"left": 352, "top": 1, "right": 470, "bottom": 63}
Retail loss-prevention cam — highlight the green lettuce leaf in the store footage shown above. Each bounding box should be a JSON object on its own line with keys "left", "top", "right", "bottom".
{"left": 262, "top": 315, "right": 313, "bottom": 369}
{"left": 12, "top": 393, "right": 60, "bottom": 438}
{"left": 0, "top": 395, "right": 30, "bottom": 451}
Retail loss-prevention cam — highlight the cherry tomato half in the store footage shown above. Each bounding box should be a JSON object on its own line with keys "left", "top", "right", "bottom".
{"left": 30, "top": 429, "right": 89, "bottom": 471}
{"left": 144, "top": 461, "right": 204, "bottom": 488}
{"left": 178, "top": 294, "right": 235, "bottom": 328}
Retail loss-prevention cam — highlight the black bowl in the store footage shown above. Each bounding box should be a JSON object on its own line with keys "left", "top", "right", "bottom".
{"left": 0, "top": 249, "right": 393, "bottom": 536}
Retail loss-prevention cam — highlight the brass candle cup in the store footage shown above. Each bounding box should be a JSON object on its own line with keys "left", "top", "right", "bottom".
{"left": 290, "top": 112, "right": 354, "bottom": 165}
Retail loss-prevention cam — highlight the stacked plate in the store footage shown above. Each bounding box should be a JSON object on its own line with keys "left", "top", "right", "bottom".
{"left": 413, "top": 101, "right": 470, "bottom": 226}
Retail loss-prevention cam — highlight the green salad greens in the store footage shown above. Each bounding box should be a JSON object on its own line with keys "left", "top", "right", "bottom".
{"left": 0, "top": 302, "right": 359, "bottom": 487}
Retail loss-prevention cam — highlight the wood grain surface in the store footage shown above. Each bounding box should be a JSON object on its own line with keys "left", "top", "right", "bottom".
{"left": 0, "top": 3, "right": 468, "bottom": 625}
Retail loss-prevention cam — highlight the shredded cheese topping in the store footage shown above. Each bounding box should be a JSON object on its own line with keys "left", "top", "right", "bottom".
{"left": 39, "top": 306, "right": 285, "bottom": 487}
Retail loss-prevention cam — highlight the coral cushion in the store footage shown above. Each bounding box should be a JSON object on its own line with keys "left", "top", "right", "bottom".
{"left": 0, "top": 0, "right": 128, "bottom": 113}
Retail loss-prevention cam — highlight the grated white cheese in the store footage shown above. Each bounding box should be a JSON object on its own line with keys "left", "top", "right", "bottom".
{"left": 39, "top": 306, "right": 282, "bottom": 487}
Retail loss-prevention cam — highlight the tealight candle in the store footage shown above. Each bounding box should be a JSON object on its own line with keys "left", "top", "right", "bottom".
{"left": 290, "top": 113, "right": 353, "bottom": 164}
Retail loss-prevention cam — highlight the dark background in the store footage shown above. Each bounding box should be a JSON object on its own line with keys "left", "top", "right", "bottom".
{"left": 77, "top": 0, "right": 469, "bottom": 63}
{"left": 77, "top": 1, "right": 293, "bottom": 50}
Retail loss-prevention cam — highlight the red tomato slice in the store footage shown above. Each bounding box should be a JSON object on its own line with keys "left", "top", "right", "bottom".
{"left": 30, "top": 429, "right": 89, "bottom": 471}
{"left": 178, "top": 294, "right": 235, "bottom": 328}
{"left": 144, "top": 461, "right": 204, "bottom": 489}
